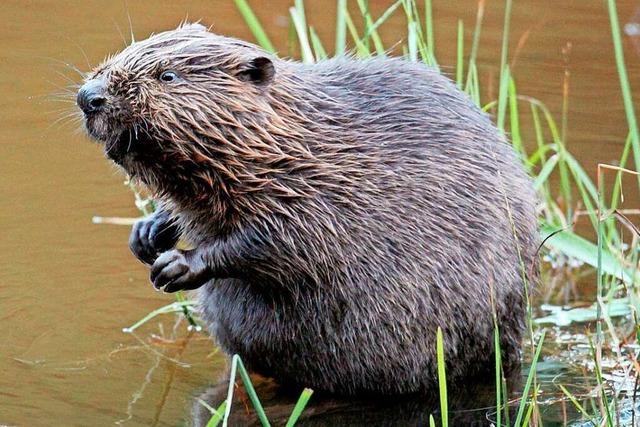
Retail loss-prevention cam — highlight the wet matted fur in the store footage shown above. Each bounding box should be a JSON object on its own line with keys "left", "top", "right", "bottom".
{"left": 79, "top": 23, "right": 538, "bottom": 395}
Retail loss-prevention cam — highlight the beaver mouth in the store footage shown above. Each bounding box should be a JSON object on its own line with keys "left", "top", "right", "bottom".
{"left": 103, "top": 126, "right": 160, "bottom": 167}
{"left": 104, "top": 129, "right": 142, "bottom": 164}
{"left": 81, "top": 113, "right": 149, "bottom": 166}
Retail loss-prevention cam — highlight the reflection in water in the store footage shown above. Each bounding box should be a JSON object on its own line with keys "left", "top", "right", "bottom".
{"left": 116, "top": 318, "right": 193, "bottom": 426}
{"left": 115, "top": 339, "right": 162, "bottom": 426}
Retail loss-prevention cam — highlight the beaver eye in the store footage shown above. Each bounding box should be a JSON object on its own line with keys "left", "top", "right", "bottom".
{"left": 159, "top": 70, "right": 178, "bottom": 82}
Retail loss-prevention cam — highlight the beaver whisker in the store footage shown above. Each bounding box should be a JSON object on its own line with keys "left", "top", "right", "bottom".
{"left": 126, "top": 128, "right": 133, "bottom": 154}
{"left": 47, "top": 112, "right": 82, "bottom": 131}
{"left": 45, "top": 98, "right": 78, "bottom": 104}
{"left": 53, "top": 70, "right": 82, "bottom": 89}
{"left": 37, "top": 55, "right": 87, "bottom": 79}
{"left": 104, "top": 135, "right": 119, "bottom": 156}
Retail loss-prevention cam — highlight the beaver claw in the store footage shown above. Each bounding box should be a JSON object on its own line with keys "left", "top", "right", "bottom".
{"left": 150, "top": 249, "right": 211, "bottom": 292}
{"left": 129, "top": 210, "right": 180, "bottom": 265}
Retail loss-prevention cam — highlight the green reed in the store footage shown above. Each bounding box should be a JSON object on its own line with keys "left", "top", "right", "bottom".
{"left": 607, "top": 0, "right": 640, "bottom": 177}
{"left": 435, "top": 327, "right": 448, "bottom": 427}
{"left": 198, "top": 354, "right": 314, "bottom": 427}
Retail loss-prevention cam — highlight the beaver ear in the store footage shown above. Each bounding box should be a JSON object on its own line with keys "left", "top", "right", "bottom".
{"left": 236, "top": 57, "right": 275, "bottom": 85}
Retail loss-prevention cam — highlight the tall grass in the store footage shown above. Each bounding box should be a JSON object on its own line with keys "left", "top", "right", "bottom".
{"left": 435, "top": 327, "right": 448, "bottom": 427}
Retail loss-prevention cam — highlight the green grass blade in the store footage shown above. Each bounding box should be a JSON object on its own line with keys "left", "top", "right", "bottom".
{"left": 335, "top": 0, "right": 347, "bottom": 55}
{"left": 309, "top": 27, "right": 328, "bottom": 60}
{"left": 502, "top": 375, "right": 511, "bottom": 426}
{"left": 508, "top": 76, "right": 525, "bottom": 159}
{"left": 236, "top": 356, "right": 271, "bottom": 427}
{"left": 530, "top": 104, "right": 547, "bottom": 159}
{"left": 402, "top": 0, "right": 436, "bottom": 67}
{"left": 558, "top": 384, "right": 599, "bottom": 426}
{"left": 467, "top": 62, "right": 480, "bottom": 106}
{"left": 465, "top": 0, "right": 485, "bottom": 92}
{"left": 540, "top": 223, "right": 636, "bottom": 284}
{"left": 588, "top": 336, "right": 614, "bottom": 427}
{"left": 607, "top": 0, "right": 640, "bottom": 183}
{"left": 344, "top": 9, "right": 369, "bottom": 57}
{"left": 222, "top": 356, "right": 239, "bottom": 426}
{"left": 531, "top": 100, "right": 578, "bottom": 220}
{"left": 494, "top": 326, "right": 502, "bottom": 427}
{"left": 533, "top": 154, "right": 559, "bottom": 189}
{"left": 425, "top": 0, "right": 434, "bottom": 59}
{"left": 290, "top": 1, "right": 315, "bottom": 64}
{"left": 456, "top": 19, "right": 464, "bottom": 89}
{"left": 562, "top": 152, "right": 598, "bottom": 203}
{"left": 521, "top": 386, "right": 538, "bottom": 426}
{"left": 174, "top": 290, "right": 200, "bottom": 330}
{"left": 528, "top": 103, "right": 553, "bottom": 203}
{"left": 122, "top": 300, "right": 197, "bottom": 333}
{"left": 499, "top": 0, "right": 513, "bottom": 87}
{"left": 287, "top": 15, "right": 297, "bottom": 57}
{"left": 295, "top": 0, "right": 308, "bottom": 32}
{"left": 596, "top": 170, "right": 606, "bottom": 355}
{"left": 514, "top": 330, "right": 546, "bottom": 427}
{"left": 233, "top": 0, "right": 276, "bottom": 53}
{"left": 205, "top": 401, "right": 227, "bottom": 427}
{"left": 566, "top": 161, "right": 598, "bottom": 230}
{"left": 610, "top": 132, "right": 633, "bottom": 210}
{"left": 219, "top": 355, "right": 313, "bottom": 426}
{"left": 357, "top": 0, "right": 385, "bottom": 55}
{"left": 436, "top": 327, "right": 448, "bottom": 427}
{"left": 497, "top": 65, "right": 510, "bottom": 131}
{"left": 222, "top": 355, "right": 271, "bottom": 427}
{"left": 412, "top": 1, "right": 434, "bottom": 67}
{"left": 496, "top": 0, "right": 513, "bottom": 131}
{"left": 362, "top": 0, "right": 403, "bottom": 44}
{"left": 285, "top": 388, "right": 314, "bottom": 427}
{"left": 408, "top": 21, "right": 419, "bottom": 62}
{"left": 527, "top": 143, "right": 553, "bottom": 168}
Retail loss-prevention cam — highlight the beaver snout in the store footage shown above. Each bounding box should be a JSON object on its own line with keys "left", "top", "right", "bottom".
{"left": 77, "top": 79, "right": 107, "bottom": 115}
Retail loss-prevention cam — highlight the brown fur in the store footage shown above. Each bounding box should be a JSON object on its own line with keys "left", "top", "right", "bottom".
{"left": 79, "top": 23, "right": 538, "bottom": 396}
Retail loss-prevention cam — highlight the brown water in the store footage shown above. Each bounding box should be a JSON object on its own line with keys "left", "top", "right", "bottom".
{"left": 2, "top": 1, "right": 640, "bottom": 426}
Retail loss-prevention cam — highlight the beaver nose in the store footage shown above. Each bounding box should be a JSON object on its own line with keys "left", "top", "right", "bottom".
{"left": 77, "top": 79, "right": 107, "bottom": 114}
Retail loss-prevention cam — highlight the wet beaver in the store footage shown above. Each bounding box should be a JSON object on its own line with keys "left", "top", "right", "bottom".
{"left": 77, "top": 23, "right": 538, "bottom": 395}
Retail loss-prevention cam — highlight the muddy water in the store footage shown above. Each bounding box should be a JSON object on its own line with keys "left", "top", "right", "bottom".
{"left": 2, "top": 0, "right": 640, "bottom": 426}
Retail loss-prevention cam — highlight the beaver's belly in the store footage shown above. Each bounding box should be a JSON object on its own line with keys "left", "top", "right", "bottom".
{"left": 194, "top": 277, "right": 495, "bottom": 395}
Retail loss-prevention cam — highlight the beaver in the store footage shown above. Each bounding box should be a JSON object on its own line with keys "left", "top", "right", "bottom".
{"left": 77, "top": 23, "right": 538, "bottom": 396}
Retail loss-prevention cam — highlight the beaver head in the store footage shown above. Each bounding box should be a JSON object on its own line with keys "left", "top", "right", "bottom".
{"left": 78, "top": 23, "right": 320, "bottom": 227}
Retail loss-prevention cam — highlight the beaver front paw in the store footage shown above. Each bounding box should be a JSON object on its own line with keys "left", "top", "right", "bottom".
{"left": 129, "top": 210, "right": 180, "bottom": 265}
{"left": 150, "top": 249, "right": 211, "bottom": 293}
